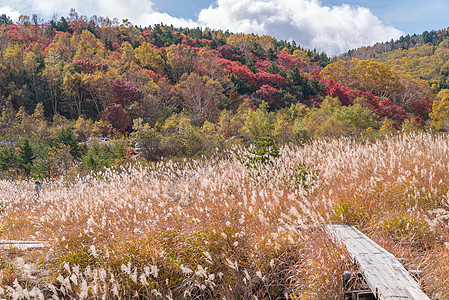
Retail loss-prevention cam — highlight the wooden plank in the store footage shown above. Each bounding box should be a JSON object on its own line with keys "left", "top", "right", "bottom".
{"left": 326, "top": 224, "right": 430, "bottom": 300}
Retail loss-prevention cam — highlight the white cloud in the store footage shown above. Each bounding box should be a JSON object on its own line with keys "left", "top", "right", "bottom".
{"left": 0, "top": 6, "right": 21, "bottom": 20}
{"left": 0, "top": 0, "right": 197, "bottom": 28}
{"left": 197, "top": 0, "right": 403, "bottom": 55}
{"left": 0, "top": 0, "right": 403, "bottom": 55}
{"left": 134, "top": 12, "right": 198, "bottom": 28}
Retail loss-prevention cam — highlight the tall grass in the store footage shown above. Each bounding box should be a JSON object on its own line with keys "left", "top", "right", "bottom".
{"left": 0, "top": 133, "right": 448, "bottom": 299}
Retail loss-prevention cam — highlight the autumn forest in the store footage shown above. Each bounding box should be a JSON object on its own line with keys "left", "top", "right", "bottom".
{"left": 1, "top": 11, "right": 449, "bottom": 178}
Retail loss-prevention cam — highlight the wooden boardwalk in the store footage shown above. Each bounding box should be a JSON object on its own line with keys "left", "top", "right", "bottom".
{"left": 0, "top": 240, "right": 48, "bottom": 250}
{"left": 326, "top": 224, "right": 430, "bottom": 300}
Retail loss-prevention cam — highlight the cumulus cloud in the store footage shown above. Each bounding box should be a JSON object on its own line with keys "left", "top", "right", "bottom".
{"left": 0, "top": 0, "right": 403, "bottom": 55}
{"left": 0, "top": 0, "right": 197, "bottom": 28}
{"left": 0, "top": 6, "right": 21, "bottom": 20}
{"left": 197, "top": 0, "right": 403, "bottom": 55}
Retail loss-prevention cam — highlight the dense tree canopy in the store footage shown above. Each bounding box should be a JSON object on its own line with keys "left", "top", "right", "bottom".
{"left": 0, "top": 11, "right": 443, "bottom": 178}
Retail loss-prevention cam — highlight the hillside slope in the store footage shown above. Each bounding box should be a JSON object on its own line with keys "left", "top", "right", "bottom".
{"left": 0, "top": 15, "right": 330, "bottom": 122}
{"left": 341, "top": 28, "right": 449, "bottom": 92}
{"left": 0, "top": 13, "right": 443, "bottom": 177}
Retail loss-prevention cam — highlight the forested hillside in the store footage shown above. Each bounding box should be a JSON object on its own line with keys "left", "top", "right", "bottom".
{"left": 0, "top": 13, "right": 329, "bottom": 120}
{"left": 0, "top": 12, "right": 442, "bottom": 178}
{"left": 342, "top": 28, "right": 449, "bottom": 92}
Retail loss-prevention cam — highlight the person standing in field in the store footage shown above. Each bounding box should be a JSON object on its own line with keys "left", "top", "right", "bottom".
{"left": 33, "top": 180, "right": 42, "bottom": 198}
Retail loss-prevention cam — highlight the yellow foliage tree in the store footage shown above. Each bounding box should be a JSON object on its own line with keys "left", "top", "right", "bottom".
{"left": 43, "top": 50, "right": 62, "bottom": 114}
{"left": 243, "top": 102, "right": 274, "bottom": 140}
{"left": 74, "top": 116, "right": 94, "bottom": 141}
{"left": 134, "top": 42, "right": 165, "bottom": 74}
{"left": 292, "top": 49, "right": 310, "bottom": 64}
{"left": 73, "top": 30, "right": 105, "bottom": 61}
{"left": 274, "top": 112, "right": 294, "bottom": 143}
{"left": 429, "top": 89, "right": 449, "bottom": 131}
{"left": 400, "top": 118, "right": 419, "bottom": 133}
{"left": 321, "top": 58, "right": 404, "bottom": 101}
{"left": 31, "top": 103, "right": 49, "bottom": 143}
{"left": 165, "top": 44, "right": 195, "bottom": 83}
{"left": 81, "top": 69, "right": 117, "bottom": 114}
{"left": 3, "top": 43, "right": 25, "bottom": 74}
{"left": 379, "top": 117, "right": 396, "bottom": 135}
{"left": 45, "top": 32, "right": 74, "bottom": 62}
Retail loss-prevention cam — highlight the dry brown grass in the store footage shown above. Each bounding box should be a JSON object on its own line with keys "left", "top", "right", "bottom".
{"left": 0, "top": 133, "right": 448, "bottom": 299}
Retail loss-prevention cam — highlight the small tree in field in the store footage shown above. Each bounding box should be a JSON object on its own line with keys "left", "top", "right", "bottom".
{"left": 238, "top": 135, "right": 280, "bottom": 169}
{"left": 55, "top": 127, "right": 82, "bottom": 158}
{"left": 18, "top": 139, "right": 35, "bottom": 176}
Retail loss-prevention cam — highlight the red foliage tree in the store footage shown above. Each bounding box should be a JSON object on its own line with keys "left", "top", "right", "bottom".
{"left": 276, "top": 52, "right": 307, "bottom": 70}
{"left": 322, "top": 78, "right": 408, "bottom": 123}
{"left": 101, "top": 103, "right": 130, "bottom": 133}
{"left": 179, "top": 36, "right": 197, "bottom": 47}
{"left": 256, "top": 85, "right": 278, "bottom": 104}
{"left": 4, "top": 24, "right": 38, "bottom": 44}
{"left": 142, "top": 29, "right": 152, "bottom": 38}
{"left": 228, "top": 62, "right": 256, "bottom": 86}
{"left": 112, "top": 78, "right": 144, "bottom": 106}
{"left": 198, "top": 39, "right": 211, "bottom": 46}
{"left": 377, "top": 98, "right": 408, "bottom": 123}
{"left": 255, "top": 71, "right": 284, "bottom": 87}
{"left": 112, "top": 42, "right": 120, "bottom": 51}
{"left": 219, "top": 58, "right": 232, "bottom": 70}
{"left": 217, "top": 45, "right": 235, "bottom": 60}
{"left": 255, "top": 60, "right": 271, "bottom": 72}
{"left": 140, "top": 69, "right": 159, "bottom": 83}
{"left": 69, "top": 20, "right": 95, "bottom": 33}
{"left": 324, "top": 79, "right": 353, "bottom": 106}
{"left": 323, "top": 78, "right": 379, "bottom": 108}
{"left": 410, "top": 98, "right": 433, "bottom": 120}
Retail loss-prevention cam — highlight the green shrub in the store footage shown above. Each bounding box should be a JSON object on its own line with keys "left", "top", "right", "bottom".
{"left": 81, "top": 145, "right": 121, "bottom": 171}
{"left": 0, "top": 147, "right": 17, "bottom": 171}
{"left": 18, "top": 138, "right": 35, "bottom": 176}
{"left": 237, "top": 136, "right": 280, "bottom": 169}
{"left": 54, "top": 127, "right": 83, "bottom": 158}
{"left": 289, "top": 162, "right": 318, "bottom": 190}
{"left": 292, "top": 119, "right": 310, "bottom": 144}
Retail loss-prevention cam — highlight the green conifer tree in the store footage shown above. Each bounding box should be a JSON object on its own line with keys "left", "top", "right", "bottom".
{"left": 18, "top": 139, "right": 35, "bottom": 176}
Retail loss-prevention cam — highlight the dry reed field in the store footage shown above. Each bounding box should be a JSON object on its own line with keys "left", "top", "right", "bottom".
{"left": 0, "top": 133, "right": 448, "bottom": 299}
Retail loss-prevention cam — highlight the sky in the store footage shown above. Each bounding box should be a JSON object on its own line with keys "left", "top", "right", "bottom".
{"left": 0, "top": 0, "right": 448, "bottom": 56}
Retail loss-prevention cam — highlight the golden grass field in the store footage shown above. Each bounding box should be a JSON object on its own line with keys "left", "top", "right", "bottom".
{"left": 0, "top": 133, "right": 448, "bottom": 299}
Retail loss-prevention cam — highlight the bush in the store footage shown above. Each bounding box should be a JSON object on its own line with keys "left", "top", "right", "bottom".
{"left": 81, "top": 145, "right": 123, "bottom": 171}
{"left": 237, "top": 136, "right": 280, "bottom": 169}
{"left": 288, "top": 162, "right": 318, "bottom": 190}
{"left": 0, "top": 147, "right": 18, "bottom": 172}
{"left": 18, "top": 139, "right": 35, "bottom": 176}
{"left": 54, "top": 127, "right": 83, "bottom": 159}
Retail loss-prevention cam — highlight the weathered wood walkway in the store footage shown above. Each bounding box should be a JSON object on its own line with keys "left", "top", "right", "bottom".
{"left": 326, "top": 224, "right": 430, "bottom": 300}
{"left": 0, "top": 240, "right": 48, "bottom": 250}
